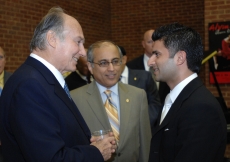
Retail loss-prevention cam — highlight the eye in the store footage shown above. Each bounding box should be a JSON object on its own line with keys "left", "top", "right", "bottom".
{"left": 99, "top": 61, "right": 109, "bottom": 66}
{"left": 153, "top": 52, "right": 160, "bottom": 57}
{"left": 75, "top": 39, "right": 84, "bottom": 45}
{"left": 112, "top": 59, "right": 119, "bottom": 64}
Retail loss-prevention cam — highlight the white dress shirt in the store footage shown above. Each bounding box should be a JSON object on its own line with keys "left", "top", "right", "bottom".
{"left": 160, "top": 73, "right": 198, "bottom": 124}
{"left": 96, "top": 82, "right": 120, "bottom": 120}
{"left": 120, "top": 66, "right": 129, "bottom": 84}
{"left": 143, "top": 54, "right": 150, "bottom": 71}
{"left": 30, "top": 53, "right": 65, "bottom": 88}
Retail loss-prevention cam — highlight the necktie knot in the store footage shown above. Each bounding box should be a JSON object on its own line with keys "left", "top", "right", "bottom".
{"left": 104, "top": 89, "right": 112, "bottom": 97}
{"left": 164, "top": 93, "right": 172, "bottom": 106}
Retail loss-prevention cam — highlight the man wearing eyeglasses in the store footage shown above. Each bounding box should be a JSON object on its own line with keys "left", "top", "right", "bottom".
{"left": 0, "top": 47, "right": 12, "bottom": 96}
{"left": 70, "top": 40, "right": 151, "bottom": 162}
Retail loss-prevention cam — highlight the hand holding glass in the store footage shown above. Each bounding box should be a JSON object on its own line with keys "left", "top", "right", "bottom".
{"left": 91, "top": 129, "right": 111, "bottom": 141}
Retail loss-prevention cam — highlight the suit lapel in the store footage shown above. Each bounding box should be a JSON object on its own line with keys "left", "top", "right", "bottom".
{"left": 153, "top": 78, "right": 203, "bottom": 135}
{"left": 118, "top": 82, "right": 132, "bottom": 148}
{"left": 86, "top": 82, "right": 111, "bottom": 129}
{"left": 54, "top": 84, "right": 91, "bottom": 138}
{"left": 26, "top": 57, "right": 91, "bottom": 139}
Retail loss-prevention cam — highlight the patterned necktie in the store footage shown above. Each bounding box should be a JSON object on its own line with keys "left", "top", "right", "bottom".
{"left": 160, "top": 93, "right": 172, "bottom": 124}
{"left": 64, "top": 83, "right": 71, "bottom": 99}
{"left": 104, "top": 90, "right": 120, "bottom": 142}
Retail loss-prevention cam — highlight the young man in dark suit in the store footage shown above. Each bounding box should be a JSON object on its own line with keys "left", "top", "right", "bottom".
{"left": 118, "top": 46, "right": 162, "bottom": 128}
{"left": 126, "top": 29, "right": 170, "bottom": 104}
{"left": 148, "top": 23, "right": 227, "bottom": 162}
{"left": 0, "top": 7, "right": 116, "bottom": 162}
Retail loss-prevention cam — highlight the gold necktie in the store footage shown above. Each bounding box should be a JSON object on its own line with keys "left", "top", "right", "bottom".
{"left": 104, "top": 90, "right": 120, "bottom": 142}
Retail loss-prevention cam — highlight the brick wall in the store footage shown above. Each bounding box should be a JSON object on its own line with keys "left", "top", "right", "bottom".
{"left": 1, "top": 0, "right": 229, "bottom": 158}
{"left": 111, "top": 0, "right": 204, "bottom": 61}
{"left": 0, "top": 0, "right": 111, "bottom": 72}
{"left": 204, "top": 0, "right": 230, "bottom": 158}
{"left": 110, "top": 0, "right": 206, "bottom": 82}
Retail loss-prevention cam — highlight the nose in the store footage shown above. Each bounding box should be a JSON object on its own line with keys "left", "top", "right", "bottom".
{"left": 107, "top": 62, "right": 115, "bottom": 71}
{"left": 148, "top": 55, "right": 156, "bottom": 67}
{"left": 79, "top": 46, "right": 86, "bottom": 57}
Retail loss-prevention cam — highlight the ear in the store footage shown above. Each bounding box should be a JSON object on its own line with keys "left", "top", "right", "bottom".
{"left": 46, "top": 30, "right": 57, "bottom": 48}
{"left": 122, "top": 55, "right": 127, "bottom": 64}
{"left": 142, "top": 40, "right": 145, "bottom": 48}
{"left": 176, "top": 51, "right": 186, "bottom": 65}
{"left": 87, "top": 62, "right": 93, "bottom": 74}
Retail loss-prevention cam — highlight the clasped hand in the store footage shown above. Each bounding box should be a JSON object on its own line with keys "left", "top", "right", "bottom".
{"left": 90, "top": 132, "right": 117, "bottom": 161}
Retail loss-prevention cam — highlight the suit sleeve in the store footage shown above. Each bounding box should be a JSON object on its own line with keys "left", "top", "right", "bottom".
{"left": 139, "top": 90, "right": 151, "bottom": 162}
{"left": 10, "top": 79, "right": 103, "bottom": 162}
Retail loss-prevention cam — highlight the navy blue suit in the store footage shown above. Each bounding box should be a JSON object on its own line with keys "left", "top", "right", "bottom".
{"left": 0, "top": 56, "right": 103, "bottom": 162}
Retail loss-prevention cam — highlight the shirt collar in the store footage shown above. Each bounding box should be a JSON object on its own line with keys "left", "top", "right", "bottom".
{"left": 96, "top": 82, "right": 119, "bottom": 96}
{"left": 120, "top": 66, "right": 129, "bottom": 84}
{"left": 30, "top": 53, "right": 65, "bottom": 88}
{"left": 143, "top": 54, "right": 150, "bottom": 71}
{"left": 170, "top": 73, "right": 198, "bottom": 103}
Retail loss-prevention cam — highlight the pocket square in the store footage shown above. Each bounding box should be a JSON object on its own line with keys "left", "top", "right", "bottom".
{"left": 164, "top": 128, "right": 169, "bottom": 131}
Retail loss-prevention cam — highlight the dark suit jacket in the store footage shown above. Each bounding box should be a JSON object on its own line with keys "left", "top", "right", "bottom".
{"left": 127, "top": 68, "right": 162, "bottom": 127}
{"left": 65, "top": 71, "right": 87, "bottom": 91}
{"left": 3, "top": 71, "right": 12, "bottom": 85}
{"left": 127, "top": 55, "right": 170, "bottom": 104}
{"left": 0, "top": 57, "right": 103, "bottom": 162}
{"left": 149, "top": 77, "right": 227, "bottom": 162}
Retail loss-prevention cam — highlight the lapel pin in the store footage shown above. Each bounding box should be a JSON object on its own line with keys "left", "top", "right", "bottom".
{"left": 134, "top": 77, "right": 137, "bottom": 80}
{"left": 126, "top": 99, "right": 129, "bottom": 102}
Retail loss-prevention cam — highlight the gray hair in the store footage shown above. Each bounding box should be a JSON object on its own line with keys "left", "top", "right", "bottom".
{"left": 87, "top": 40, "right": 122, "bottom": 67}
{"left": 30, "top": 7, "right": 66, "bottom": 52}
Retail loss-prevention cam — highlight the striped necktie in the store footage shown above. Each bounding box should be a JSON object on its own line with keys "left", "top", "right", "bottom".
{"left": 104, "top": 90, "right": 120, "bottom": 142}
{"left": 64, "top": 83, "right": 71, "bottom": 99}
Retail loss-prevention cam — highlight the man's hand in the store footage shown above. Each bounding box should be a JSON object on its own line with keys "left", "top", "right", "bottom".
{"left": 90, "top": 132, "right": 117, "bottom": 161}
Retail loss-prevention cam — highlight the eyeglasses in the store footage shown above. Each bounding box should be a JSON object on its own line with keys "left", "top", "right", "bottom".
{"left": 90, "top": 58, "right": 122, "bottom": 67}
